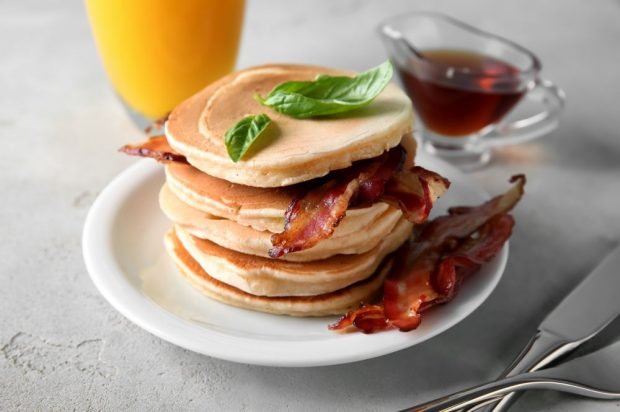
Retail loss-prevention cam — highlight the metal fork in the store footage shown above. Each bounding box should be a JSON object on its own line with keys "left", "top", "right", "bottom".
{"left": 403, "top": 340, "right": 620, "bottom": 412}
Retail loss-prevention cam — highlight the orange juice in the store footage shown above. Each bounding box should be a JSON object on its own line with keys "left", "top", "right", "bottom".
{"left": 86, "top": 0, "right": 245, "bottom": 119}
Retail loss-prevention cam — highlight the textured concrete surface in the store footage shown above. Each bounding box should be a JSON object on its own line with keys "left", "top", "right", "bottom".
{"left": 1, "top": 0, "right": 620, "bottom": 410}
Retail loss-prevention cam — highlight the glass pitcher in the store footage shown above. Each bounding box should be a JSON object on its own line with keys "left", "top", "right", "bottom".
{"left": 379, "top": 12, "right": 565, "bottom": 170}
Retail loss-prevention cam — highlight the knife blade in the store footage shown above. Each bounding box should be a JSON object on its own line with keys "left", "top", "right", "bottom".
{"left": 539, "top": 244, "right": 620, "bottom": 341}
{"left": 468, "top": 244, "right": 620, "bottom": 412}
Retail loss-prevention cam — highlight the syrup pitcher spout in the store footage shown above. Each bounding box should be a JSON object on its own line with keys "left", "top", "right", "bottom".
{"left": 380, "top": 24, "right": 424, "bottom": 62}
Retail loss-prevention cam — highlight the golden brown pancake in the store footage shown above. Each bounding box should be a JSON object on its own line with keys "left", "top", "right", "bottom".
{"left": 164, "top": 228, "right": 392, "bottom": 317}
{"left": 165, "top": 64, "right": 414, "bottom": 187}
{"left": 173, "top": 220, "right": 411, "bottom": 297}
{"left": 164, "top": 162, "right": 393, "bottom": 233}
{"left": 159, "top": 183, "right": 404, "bottom": 261}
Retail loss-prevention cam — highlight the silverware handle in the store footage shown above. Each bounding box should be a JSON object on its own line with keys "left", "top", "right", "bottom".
{"left": 500, "top": 330, "right": 573, "bottom": 377}
{"left": 466, "top": 330, "right": 577, "bottom": 412}
{"left": 404, "top": 376, "right": 552, "bottom": 412}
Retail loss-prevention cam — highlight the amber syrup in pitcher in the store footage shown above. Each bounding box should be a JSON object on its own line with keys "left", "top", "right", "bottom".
{"left": 397, "top": 49, "right": 526, "bottom": 137}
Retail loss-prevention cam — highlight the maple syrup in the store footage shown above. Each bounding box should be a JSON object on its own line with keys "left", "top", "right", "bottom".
{"left": 397, "top": 49, "right": 526, "bottom": 137}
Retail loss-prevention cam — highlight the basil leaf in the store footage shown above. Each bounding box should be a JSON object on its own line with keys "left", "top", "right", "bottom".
{"left": 256, "top": 61, "right": 393, "bottom": 118}
{"left": 224, "top": 114, "right": 272, "bottom": 162}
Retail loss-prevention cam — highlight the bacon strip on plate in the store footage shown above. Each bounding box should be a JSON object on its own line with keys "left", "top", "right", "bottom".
{"left": 329, "top": 175, "right": 525, "bottom": 334}
{"left": 119, "top": 135, "right": 188, "bottom": 164}
{"left": 328, "top": 304, "right": 388, "bottom": 334}
{"left": 269, "top": 146, "right": 450, "bottom": 258}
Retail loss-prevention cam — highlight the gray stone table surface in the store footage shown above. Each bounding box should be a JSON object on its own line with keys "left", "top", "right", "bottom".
{"left": 1, "top": 0, "right": 620, "bottom": 410}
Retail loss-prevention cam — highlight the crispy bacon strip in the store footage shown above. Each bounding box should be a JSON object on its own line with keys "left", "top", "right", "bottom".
{"left": 330, "top": 175, "right": 525, "bottom": 333}
{"left": 269, "top": 178, "right": 360, "bottom": 258}
{"left": 144, "top": 113, "right": 170, "bottom": 134}
{"left": 356, "top": 146, "right": 406, "bottom": 202}
{"left": 269, "top": 146, "right": 406, "bottom": 258}
{"left": 430, "top": 214, "right": 515, "bottom": 302}
{"left": 119, "top": 135, "right": 188, "bottom": 164}
{"left": 269, "top": 147, "right": 450, "bottom": 258}
{"left": 383, "top": 166, "right": 450, "bottom": 224}
{"left": 329, "top": 304, "right": 388, "bottom": 334}
{"left": 421, "top": 174, "right": 525, "bottom": 249}
{"left": 382, "top": 246, "right": 442, "bottom": 332}
{"left": 383, "top": 214, "right": 515, "bottom": 332}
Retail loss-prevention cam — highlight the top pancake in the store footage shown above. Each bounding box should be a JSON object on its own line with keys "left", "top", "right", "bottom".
{"left": 166, "top": 64, "right": 414, "bottom": 187}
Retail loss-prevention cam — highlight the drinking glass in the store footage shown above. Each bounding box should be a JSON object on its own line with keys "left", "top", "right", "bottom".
{"left": 379, "top": 12, "right": 565, "bottom": 170}
{"left": 86, "top": 0, "right": 245, "bottom": 130}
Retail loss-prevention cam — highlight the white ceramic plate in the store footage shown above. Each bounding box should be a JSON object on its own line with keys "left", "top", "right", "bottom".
{"left": 83, "top": 152, "right": 507, "bottom": 367}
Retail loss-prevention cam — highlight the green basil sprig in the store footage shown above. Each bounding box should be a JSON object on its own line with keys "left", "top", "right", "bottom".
{"left": 224, "top": 113, "right": 272, "bottom": 162}
{"left": 255, "top": 61, "right": 393, "bottom": 118}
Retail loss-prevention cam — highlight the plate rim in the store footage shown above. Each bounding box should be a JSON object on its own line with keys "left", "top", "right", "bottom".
{"left": 82, "top": 155, "right": 508, "bottom": 367}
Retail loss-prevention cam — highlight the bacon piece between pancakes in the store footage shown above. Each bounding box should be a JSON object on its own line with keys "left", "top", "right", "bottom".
{"left": 269, "top": 178, "right": 360, "bottom": 258}
{"left": 383, "top": 166, "right": 449, "bottom": 224}
{"left": 269, "top": 146, "right": 405, "bottom": 258}
{"left": 330, "top": 175, "right": 525, "bottom": 334}
{"left": 143, "top": 113, "right": 170, "bottom": 135}
{"left": 119, "top": 135, "right": 188, "bottom": 164}
{"left": 269, "top": 146, "right": 450, "bottom": 258}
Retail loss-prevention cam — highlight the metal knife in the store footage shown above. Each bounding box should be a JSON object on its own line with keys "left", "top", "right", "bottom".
{"left": 468, "top": 244, "right": 620, "bottom": 412}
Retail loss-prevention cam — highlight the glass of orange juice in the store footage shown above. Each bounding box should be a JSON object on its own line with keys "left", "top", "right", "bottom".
{"left": 85, "top": 0, "right": 245, "bottom": 128}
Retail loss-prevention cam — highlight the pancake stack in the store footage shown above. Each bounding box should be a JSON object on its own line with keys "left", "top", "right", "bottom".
{"left": 153, "top": 64, "right": 446, "bottom": 317}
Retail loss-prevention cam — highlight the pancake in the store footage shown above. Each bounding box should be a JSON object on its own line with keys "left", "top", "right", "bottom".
{"left": 164, "top": 162, "right": 392, "bottom": 233}
{"left": 173, "top": 217, "right": 411, "bottom": 297}
{"left": 165, "top": 228, "right": 392, "bottom": 317}
{"left": 166, "top": 64, "right": 414, "bottom": 187}
{"left": 159, "top": 183, "right": 404, "bottom": 261}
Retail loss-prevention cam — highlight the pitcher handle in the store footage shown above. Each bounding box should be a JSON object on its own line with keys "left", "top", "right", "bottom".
{"left": 483, "top": 79, "right": 566, "bottom": 147}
